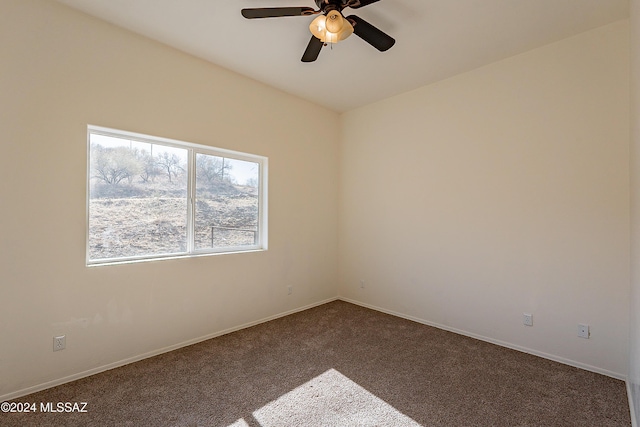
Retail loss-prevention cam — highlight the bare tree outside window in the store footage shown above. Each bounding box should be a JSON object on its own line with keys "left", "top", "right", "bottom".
{"left": 91, "top": 145, "right": 140, "bottom": 185}
{"left": 156, "top": 151, "right": 184, "bottom": 183}
{"left": 138, "top": 150, "right": 160, "bottom": 183}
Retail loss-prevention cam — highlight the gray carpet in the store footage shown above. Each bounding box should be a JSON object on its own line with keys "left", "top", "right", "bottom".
{"left": 2, "top": 301, "right": 631, "bottom": 426}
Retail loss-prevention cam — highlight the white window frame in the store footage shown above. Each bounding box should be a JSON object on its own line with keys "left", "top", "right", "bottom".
{"left": 86, "top": 125, "right": 268, "bottom": 266}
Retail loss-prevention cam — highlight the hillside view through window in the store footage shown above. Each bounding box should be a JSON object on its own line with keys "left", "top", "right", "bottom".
{"left": 88, "top": 128, "right": 266, "bottom": 264}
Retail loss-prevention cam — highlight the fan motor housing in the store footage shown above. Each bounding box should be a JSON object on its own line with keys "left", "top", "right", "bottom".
{"left": 315, "top": 0, "right": 350, "bottom": 12}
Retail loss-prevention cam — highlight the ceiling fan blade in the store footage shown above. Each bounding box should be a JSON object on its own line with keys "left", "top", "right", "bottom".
{"left": 241, "top": 7, "right": 316, "bottom": 19}
{"left": 348, "top": 0, "right": 381, "bottom": 9}
{"left": 301, "top": 36, "right": 324, "bottom": 62}
{"left": 347, "top": 15, "right": 395, "bottom": 52}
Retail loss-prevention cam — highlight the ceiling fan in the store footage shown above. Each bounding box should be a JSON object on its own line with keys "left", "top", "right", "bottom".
{"left": 241, "top": 0, "right": 395, "bottom": 62}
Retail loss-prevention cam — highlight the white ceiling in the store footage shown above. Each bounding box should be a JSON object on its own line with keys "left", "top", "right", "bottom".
{"left": 54, "top": 0, "right": 629, "bottom": 112}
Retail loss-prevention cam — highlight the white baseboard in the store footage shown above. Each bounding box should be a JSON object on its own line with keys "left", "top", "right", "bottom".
{"left": 338, "top": 296, "right": 626, "bottom": 381}
{"left": 1, "top": 297, "right": 339, "bottom": 402}
{"left": 629, "top": 380, "right": 639, "bottom": 427}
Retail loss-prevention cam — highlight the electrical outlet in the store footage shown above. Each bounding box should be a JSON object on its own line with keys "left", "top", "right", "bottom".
{"left": 360, "top": 280, "right": 365, "bottom": 289}
{"left": 578, "top": 324, "right": 590, "bottom": 339}
{"left": 523, "top": 313, "right": 533, "bottom": 326}
{"left": 53, "top": 335, "right": 66, "bottom": 352}
{"left": 287, "top": 285, "right": 292, "bottom": 295}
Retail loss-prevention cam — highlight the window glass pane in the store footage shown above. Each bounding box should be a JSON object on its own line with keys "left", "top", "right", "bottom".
{"left": 88, "top": 134, "right": 188, "bottom": 260}
{"left": 195, "top": 154, "right": 260, "bottom": 250}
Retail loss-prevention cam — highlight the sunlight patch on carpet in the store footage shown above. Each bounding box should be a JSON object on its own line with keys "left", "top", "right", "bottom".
{"left": 236, "top": 368, "right": 422, "bottom": 427}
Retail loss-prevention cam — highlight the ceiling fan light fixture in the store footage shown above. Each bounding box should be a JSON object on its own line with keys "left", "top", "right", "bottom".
{"left": 309, "top": 10, "right": 353, "bottom": 44}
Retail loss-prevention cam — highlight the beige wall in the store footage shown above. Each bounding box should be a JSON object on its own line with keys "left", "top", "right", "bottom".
{"left": 0, "top": 0, "right": 339, "bottom": 398}
{"left": 630, "top": 0, "right": 640, "bottom": 423}
{"left": 339, "top": 21, "right": 630, "bottom": 377}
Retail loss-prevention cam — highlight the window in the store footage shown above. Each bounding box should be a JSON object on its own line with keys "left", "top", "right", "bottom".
{"left": 87, "top": 126, "right": 267, "bottom": 265}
